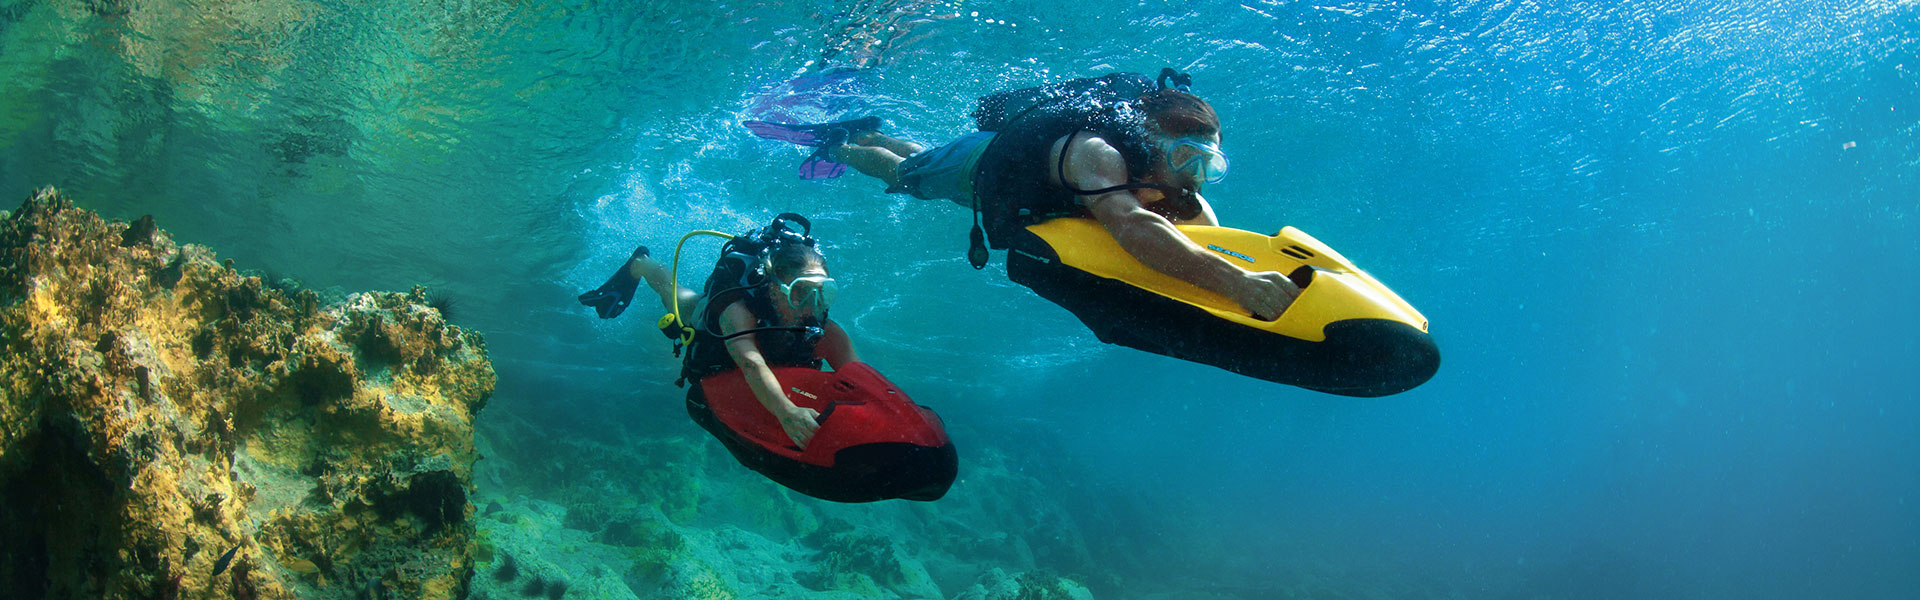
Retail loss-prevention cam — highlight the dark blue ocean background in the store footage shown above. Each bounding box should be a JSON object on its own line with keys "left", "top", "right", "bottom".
{"left": 3, "top": 0, "right": 1915, "bottom": 597}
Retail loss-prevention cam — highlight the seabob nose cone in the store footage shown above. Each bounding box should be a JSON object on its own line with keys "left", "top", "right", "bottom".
{"left": 1310, "top": 319, "right": 1441, "bottom": 398}
{"left": 833, "top": 442, "right": 959, "bottom": 502}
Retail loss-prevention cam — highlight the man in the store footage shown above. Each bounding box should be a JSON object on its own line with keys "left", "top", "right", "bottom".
{"left": 747, "top": 70, "right": 1299, "bottom": 320}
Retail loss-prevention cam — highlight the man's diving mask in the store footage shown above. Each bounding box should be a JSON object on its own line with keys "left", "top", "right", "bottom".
{"left": 1163, "top": 138, "right": 1229, "bottom": 184}
{"left": 777, "top": 274, "right": 837, "bottom": 315}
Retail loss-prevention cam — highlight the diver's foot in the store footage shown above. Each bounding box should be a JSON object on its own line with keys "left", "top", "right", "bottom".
{"left": 809, "top": 116, "right": 884, "bottom": 151}
{"left": 577, "top": 243, "right": 654, "bottom": 319}
{"left": 743, "top": 116, "right": 884, "bottom": 148}
{"left": 741, "top": 116, "right": 886, "bottom": 180}
{"left": 579, "top": 259, "right": 643, "bottom": 320}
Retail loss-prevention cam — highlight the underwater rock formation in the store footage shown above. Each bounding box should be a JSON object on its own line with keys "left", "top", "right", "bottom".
{"left": 0, "top": 189, "right": 495, "bottom": 599}
{"left": 467, "top": 411, "right": 1117, "bottom": 600}
{"left": 952, "top": 569, "right": 1095, "bottom": 600}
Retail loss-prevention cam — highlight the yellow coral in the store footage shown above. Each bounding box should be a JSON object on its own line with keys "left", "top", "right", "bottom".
{"left": 686, "top": 564, "right": 739, "bottom": 600}
{"left": 0, "top": 191, "right": 492, "bottom": 600}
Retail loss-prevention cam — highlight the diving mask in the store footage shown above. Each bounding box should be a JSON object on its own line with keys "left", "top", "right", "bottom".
{"left": 778, "top": 274, "right": 838, "bottom": 314}
{"left": 1164, "top": 138, "right": 1229, "bottom": 184}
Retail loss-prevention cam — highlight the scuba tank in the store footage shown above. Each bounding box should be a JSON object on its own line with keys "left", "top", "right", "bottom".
{"left": 971, "top": 71, "right": 1156, "bottom": 133}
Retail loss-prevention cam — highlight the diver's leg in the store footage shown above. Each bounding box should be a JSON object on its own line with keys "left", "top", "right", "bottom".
{"left": 830, "top": 144, "right": 909, "bottom": 188}
{"left": 866, "top": 131, "right": 994, "bottom": 208}
{"left": 852, "top": 131, "right": 924, "bottom": 157}
{"left": 629, "top": 256, "right": 701, "bottom": 312}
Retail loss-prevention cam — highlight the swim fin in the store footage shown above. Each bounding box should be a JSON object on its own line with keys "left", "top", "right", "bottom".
{"left": 578, "top": 245, "right": 650, "bottom": 319}
{"left": 742, "top": 116, "right": 882, "bottom": 147}
{"left": 798, "top": 148, "right": 850, "bottom": 179}
{"left": 742, "top": 116, "right": 882, "bottom": 180}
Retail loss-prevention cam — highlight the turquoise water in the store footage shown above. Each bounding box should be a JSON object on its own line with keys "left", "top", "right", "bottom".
{"left": 4, "top": 0, "right": 1917, "bottom": 597}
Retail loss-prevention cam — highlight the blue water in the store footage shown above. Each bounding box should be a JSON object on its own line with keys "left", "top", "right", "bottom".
{"left": 3, "top": 0, "right": 1916, "bottom": 597}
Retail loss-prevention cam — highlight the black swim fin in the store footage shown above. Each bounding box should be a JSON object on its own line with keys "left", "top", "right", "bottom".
{"left": 578, "top": 245, "right": 650, "bottom": 319}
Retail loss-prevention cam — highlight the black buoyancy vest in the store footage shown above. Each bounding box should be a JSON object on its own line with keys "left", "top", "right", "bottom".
{"left": 969, "top": 72, "right": 1198, "bottom": 248}
{"left": 678, "top": 219, "right": 826, "bottom": 385}
{"left": 680, "top": 289, "right": 824, "bottom": 383}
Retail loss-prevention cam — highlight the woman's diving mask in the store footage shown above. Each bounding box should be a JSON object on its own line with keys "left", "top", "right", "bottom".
{"left": 778, "top": 274, "right": 838, "bottom": 315}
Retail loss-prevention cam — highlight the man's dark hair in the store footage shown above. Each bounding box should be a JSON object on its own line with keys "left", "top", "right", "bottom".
{"left": 1136, "top": 89, "right": 1220, "bottom": 138}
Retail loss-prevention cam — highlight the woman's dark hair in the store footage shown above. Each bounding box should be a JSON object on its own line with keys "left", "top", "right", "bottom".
{"left": 765, "top": 243, "right": 825, "bottom": 283}
{"left": 1135, "top": 89, "right": 1220, "bottom": 138}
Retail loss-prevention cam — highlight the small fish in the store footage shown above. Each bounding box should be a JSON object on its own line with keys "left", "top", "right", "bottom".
{"left": 210, "top": 544, "right": 242, "bottom": 577}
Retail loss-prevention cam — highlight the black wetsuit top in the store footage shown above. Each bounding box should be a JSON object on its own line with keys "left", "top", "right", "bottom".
{"left": 970, "top": 82, "right": 1203, "bottom": 248}
{"left": 682, "top": 290, "right": 823, "bottom": 383}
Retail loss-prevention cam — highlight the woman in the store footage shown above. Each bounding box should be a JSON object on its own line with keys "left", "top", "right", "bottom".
{"left": 583, "top": 236, "right": 856, "bottom": 449}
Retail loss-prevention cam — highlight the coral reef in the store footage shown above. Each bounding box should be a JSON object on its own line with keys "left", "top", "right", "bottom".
{"left": 801, "top": 518, "right": 941, "bottom": 598}
{"left": 952, "top": 569, "right": 1095, "bottom": 600}
{"left": 466, "top": 410, "right": 1118, "bottom": 600}
{"left": 0, "top": 189, "right": 495, "bottom": 599}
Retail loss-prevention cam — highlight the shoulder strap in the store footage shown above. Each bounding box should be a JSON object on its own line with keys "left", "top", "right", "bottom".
{"left": 1054, "top": 131, "right": 1187, "bottom": 199}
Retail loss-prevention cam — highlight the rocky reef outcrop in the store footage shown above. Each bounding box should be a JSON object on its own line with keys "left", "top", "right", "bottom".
{"left": 0, "top": 189, "right": 494, "bottom": 599}
{"left": 468, "top": 411, "right": 1113, "bottom": 600}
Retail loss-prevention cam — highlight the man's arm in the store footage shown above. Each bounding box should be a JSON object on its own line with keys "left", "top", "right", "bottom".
{"left": 1062, "top": 135, "right": 1297, "bottom": 319}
